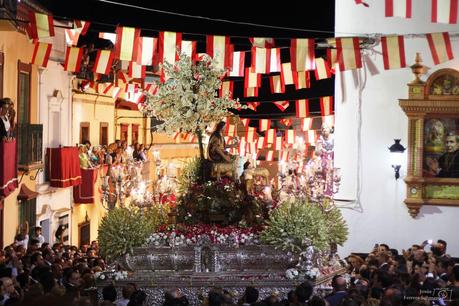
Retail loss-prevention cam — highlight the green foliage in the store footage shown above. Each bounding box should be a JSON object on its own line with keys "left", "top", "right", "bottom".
{"left": 324, "top": 205, "right": 349, "bottom": 247}
{"left": 177, "top": 157, "right": 201, "bottom": 195}
{"left": 261, "top": 200, "right": 348, "bottom": 253}
{"left": 98, "top": 206, "right": 167, "bottom": 262}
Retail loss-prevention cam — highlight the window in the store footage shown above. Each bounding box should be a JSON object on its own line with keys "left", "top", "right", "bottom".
{"left": 79, "top": 221, "right": 90, "bottom": 248}
{"left": 17, "top": 61, "right": 31, "bottom": 124}
{"left": 120, "top": 124, "right": 128, "bottom": 143}
{"left": 20, "top": 199, "right": 36, "bottom": 237}
{"left": 0, "top": 52, "right": 4, "bottom": 98}
{"left": 58, "top": 214, "right": 69, "bottom": 244}
{"left": 99, "top": 122, "right": 108, "bottom": 146}
{"left": 131, "top": 124, "right": 139, "bottom": 145}
{"left": 80, "top": 122, "right": 90, "bottom": 144}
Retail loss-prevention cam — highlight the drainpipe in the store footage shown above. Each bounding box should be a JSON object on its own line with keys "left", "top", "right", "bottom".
{"left": 68, "top": 75, "right": 75, "bottom": 146}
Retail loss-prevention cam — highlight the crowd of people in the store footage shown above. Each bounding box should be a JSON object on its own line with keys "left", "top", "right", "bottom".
{"left": 1, "top": 235, "right": 457, "bottom": 306}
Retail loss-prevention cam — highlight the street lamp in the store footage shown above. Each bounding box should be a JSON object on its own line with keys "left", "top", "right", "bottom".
{"left": 389, "top": 139, "right": 406, "bottom": 180}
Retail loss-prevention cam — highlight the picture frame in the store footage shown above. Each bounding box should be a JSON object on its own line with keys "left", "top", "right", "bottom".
{"left": 399, "top": 68, "right": 459, "bottom": 217}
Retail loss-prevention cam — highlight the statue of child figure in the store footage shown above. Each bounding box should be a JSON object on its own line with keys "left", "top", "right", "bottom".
{"left": 240, "top": 161, "right": 254, "bottom": 195}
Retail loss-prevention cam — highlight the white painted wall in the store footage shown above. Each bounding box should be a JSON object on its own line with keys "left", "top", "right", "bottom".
{"left": 335, "top": 2, "right": 459, "bottom": 256}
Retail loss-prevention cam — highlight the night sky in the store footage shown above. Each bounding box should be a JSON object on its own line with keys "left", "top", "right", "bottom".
{"left": 34, "top": 0, "right": 335, "bottom": 124}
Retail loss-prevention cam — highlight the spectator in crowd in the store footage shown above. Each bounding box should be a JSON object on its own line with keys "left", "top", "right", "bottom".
{"left": 326, "top": 275, "right": 348, "bottom": 306}
{"left": 101, "top": 284, "right": 117, "bottom": 305}
{"left": 127, "top": 290, "right": 147, "bottom": 306}
{"left": 116, "top": 283, "right": 136, "bottom": 306}
{"left": 31, "top": 226, "right": 45, "bottom": 248}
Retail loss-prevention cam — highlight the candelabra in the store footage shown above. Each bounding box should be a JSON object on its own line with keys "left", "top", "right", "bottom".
{"left": 101, "top": 165, "right": 126, "bottom": 210}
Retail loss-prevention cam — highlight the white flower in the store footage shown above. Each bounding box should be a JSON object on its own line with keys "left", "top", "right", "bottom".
{"left": 285, "top": 268, "right": 299, "bottom": 280}
{"left": 99, "top": 274, "right": 106, "bottom": 280}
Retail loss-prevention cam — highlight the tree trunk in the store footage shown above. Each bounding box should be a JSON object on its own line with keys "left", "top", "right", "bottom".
{"left": 196, "top": 128, "right": 205, "bottom": 161}
{"left": 196, "top": 128, "right": 207, "bottom": 182}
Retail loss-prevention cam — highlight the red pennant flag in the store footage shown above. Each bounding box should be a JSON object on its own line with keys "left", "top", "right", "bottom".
{"left": 94, "top": 50, "right": 115, "bottom": 75}
{"left": 335, "top": 37, "right": 362, "bottom": 71}
{"left": 293, "top": 71, "right": 311, "bottom": 90}
{"left": 322, "top": 115, "right": 335, "bottom": 127}
{"left": 229, "top": 51, "right": 245, "bottom": 77}
{"left": 381, "top": 35, "right": 406, "bottom": 70}
{"left": 315, "top": 57, "right": 332, "bottom": 80}
{"left": 259, "top": 119, "right": 271, "bottom": 131}
{"left": 31, "top": 42, "right": 52, "bottom": 68}
{"left": 285, "top": 129, "right": 296, "bottom": 145}
{"left": 265, "top": 150, "right": 274, "bottom": 162}
{"left": 134, "top": 36, "right": 157, "bottom": 66}
{"left": 291, "top": 38, "right": 315, "bottom": 71}
{"left": 143, "top": 83, "right": 158, "bottom": 95}
{"left": 28, "top": 12, "right": 55, "bottom": 39}
{"left": 181, "top": 40, "right": 197, "bottom": 61}
{"left": 385, "top": 0, "right": 412, "bottom": 18}
{"left": 247, "top": 102, "right": 260, "bottom": 111}
{"left": 302, "top": 118, "right": 313, "bottom": 131}
{"left": 257, "top": 136, "right": 266, "bottom": 149}
{"left": 281, "top": 63, "right": 294, "bottom": 85}
{"left": 246, "top": 127, "right": 257, "bottom": 143}
{"left": 426, "top": 32, "right": 454, "bottom": 65}
{"left": 241, "top": 118, "right": 250, "bottom": 128}
{"left": 74, "top": 20, "right": 90, "bottom": 36}
{"left": 432, "top": 0, "right": 458, "bottom": 23}
{"left": 280, "top": 119, "right": 293, "bottom": 127}
{"left": 280, "top": 150, "right": 289, "bottom": 162}
{"left": 274, "top": 136, "right": 283, "bottom": 151}
{"left": 355, "top": 0, "right": 369, "bottom": 6}
{"left": 250, "top": 37, "right": 275, "bottom": 48}
{"left": 270, "top": 75, "right": 285, "bottom": 94}
{"left": 273, "top": 101, "right": 290, "bottom": 112}
{"left": 266, "top": 129, "right": 276, "bottom": 144}
{"left": 327, "top": 48, "right": 338, "bottom": 73}
{"left": 219, "top": 81, "right": 234, "bottom": 98}
{"left": 296, "top": 99, "right": 310, "bottom": 118}
{"left": 64, "top": 47, "right": 83, "bottom": 72}
{"left": 115, "top": 26, "right": 141, "bottom": 61}
{"left": 206, "top": 35, "right": 231, "bottom": 69}
{"left": 158, "top": 31, "right": 182, "bottom": 65}
{"left": 268, "top": 48, "right": 282, "bottom": 73}
{"left": 251, "top": 47, "right": 269, "bottom": 74}
{"left": 238, "top": 137, "right": 247, "bottom": 156}
{"left": 320, "top": 97, "right": 334, "bottom": 116}
{"left": 65, "top": 29, "right": 80, "bottom": 46}
{"left": 225, "top": 124, "right": 236, "bottom": 137}
{"left": 306, "top": 130, "right": 317, "bottom": 144}
{"left": 128, "top": 61, "right": 146, "bottom": 79}
{"left": 244, "top": 87, "right": 259, "bottom": 97}
{"left": 245, "top": 68, "right": 262, "bottom": 88}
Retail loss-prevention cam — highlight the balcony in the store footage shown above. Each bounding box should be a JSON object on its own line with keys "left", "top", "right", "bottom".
{"left": 16, "top": 123, "right": 43, "bottom": 172}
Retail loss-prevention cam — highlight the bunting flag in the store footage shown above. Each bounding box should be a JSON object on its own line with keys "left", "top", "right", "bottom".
{"left": 102, "top": 84, "right": 119, "bottom": 98}
{"left": 245, "top": 68, "right": 262, "bottom": 88}
{"left": 158, "top": 31, "right": 182, "bottom": 65}
{"left": 432, "top": 0, "right": 458, "bottom": 24}
{"left": 134, "top": 36, "right": 157, "bottom": 66}
{"left": 248, "top": 142, "right": 258, "bottom": 155}
{"left": 94, "top": 50, "right": 114, "bottom": 75}
{"left": 126, "top": 83, "right": 138, "bottom": 94}
{"left": 296, "top": 99, "right": 310, "bottom": 118}
{"left": 251, "top": 47, "right": 269, "bottom": 74}
{"left": 238, "top": 137, "right": 247, "bottom": 156}
{"left": 206, "top": 35, "right": 231, "bottom": 69}
{"left": 65, "top": 29, "right": 81, "bottom": 46}
{"left": 266, "top": 129, "right": 276, "bottom": 144}
{"left": 225, "top": 124, "right": 236, "bottom": 137}
{"left": 273, "top": 101, "right": 290, "bottom": 112}
{"left": 281, "top": 63, "right": 294, "bottom": 85}
{"left": 268, "top": 48, "right": 282, "bottom": 73}
{"left": 315, "top": 57, "right": 332, "bottom": 80}
{"left": 143, "top": 83, "right": 158, "bottom": 95}
{"left": 128, "top": 61, "right": 146, "bottom": 79}
{"left": 381, "top": 35, "right": 406, "bottom": 70}
{"left": 31, "top": 42, "right": 52, "bottom": 67}
{"left": 280, "top": 119, "right": 293, "bottom": 127}
{"left": 257, "top": 136, "right": 266, "bottom": 149}
{"left": 219, "top": 80, "right": 234, "bottom": 98}
{"left": 28, "top": 12, "right": 55, "bottom": 39}
{"left": 293, "top": 71, "right": 311, "bottom": 89}
{"left": 114, "top": 26, "right": 141, "bottom": 61}
{"left": 173, "top": 132, "right": 181, "bottom": 142}
{"left": 74, "top": 20, "right": 90, "bottom": 36}
{"left": 426, "top": 32, "right": 454, "bottom": 65}
{"left": 336, "top": 37, "right": 362, "bottom": 71}
{"left": 385, "top": 0, "right": 412, "bottom": 18}
{"left": 244, "top": 87, "right": 259, "bottom": 97}
{"left": 181, "top": 40, "right": 197, "bottom": 61}
{"left": 290, "top": 38, "right": 315, "bottom": 71}
{"left": 265, "top": 150, "right": 274, "bottom": 162}
{"left": 280, "top": 150, "right": 289, "bottom": 162}
{"left": 229, "top": 51, "right": 245, "bottom": 77}
{"left": 259, "top": 119, "right": 271, "bottom": 131}
{"left": 274, "top": 136, "right": 283, "bottom": 151}
{"left": 247, "top": 102, "right": 260, "bottom": 111}
{"left": 64, "top": 47, "right": 83, "bottom": 72}
{"left": 302, "top": 118, "right": 313, "bottom": 131}
{"left": 270, "top": 75, "right": 285, "bottom": 94}
{"left": 327, "top": 48, "right": 338, "bottom": 72}
{"left": 250, "top": 37, "right": 275, "bottom": 48}
{"left": 246, "top": 127, "right": 257, "bottom": 143}
{"left": 241, "top": 118, "right": 250, "bottom": 128}
{"left": 306, "top": 130, "right": 317, "bottom": 143}
{"left": 355, "top": 0, "right": 369, "bottom": 6}
{"left": 286, "top": 129, "right": 296, "bottom": 145}
{"left": 322, "top": 115, "right": 335, "bottom": 127}
{"left": 320, "top": 96, "right": 334, "bottom": 116}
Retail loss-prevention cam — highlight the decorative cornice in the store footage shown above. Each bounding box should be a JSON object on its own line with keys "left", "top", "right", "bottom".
{"left": 399, "top": 99, "right": 459, "bottom": 114}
